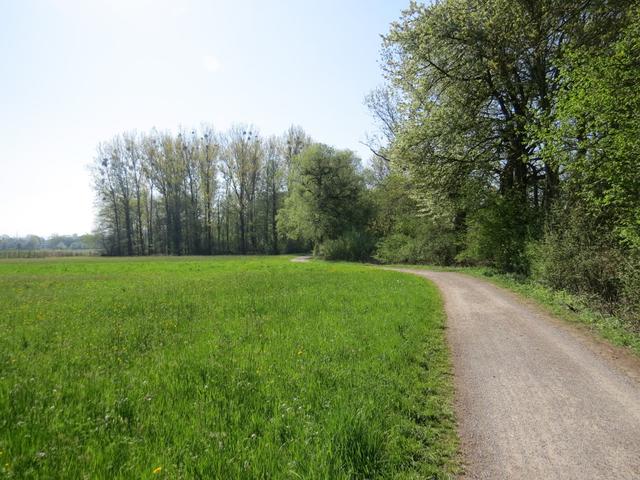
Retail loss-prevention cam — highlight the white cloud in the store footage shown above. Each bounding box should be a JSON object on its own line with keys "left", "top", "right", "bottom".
{"left": 202, "top": 55, "right": 222, "bottom": 73}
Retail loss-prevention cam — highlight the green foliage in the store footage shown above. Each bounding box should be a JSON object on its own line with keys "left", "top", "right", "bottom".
{"left": 522, "top": 5, "right": 640, "bottom": 318}
{"left": 375, "top": 0, "right": 634, "bottom": 275}
{"left": 528, "top": 203, "right": 640, "bottom": 326}
{"left": 539, "top": 6, "right": 640, "bottom": 250}
{"left": 458, "top": 195, "right": 537, "bottom": 274}
{"left": 530, "top": 208, "right": 622, "bottom": 303}
{"left": 319, "top": 230, "right": 377, "bottom": 262}
{"left": 374, "top": 230, "right": 458, "bottom": 266}
{"left": 0, "top": 256, "right": 458, "bottom": 478}
{"left": 379, "top": 0, "right": 584, "bottom": 267}
{"left": 620, "top": 252, "right": 640, "bottom": 322}
{"left": 369, "top": 172, "right": 460, "bottom": 266}
{"left": 371, "top": 0, "right": 638, "bottom": 323}
{"left": 375, "top": 234, "right": 421, "bottom": 264}
{"left": 278, "top": 144, "right": 371, "bottom": 250}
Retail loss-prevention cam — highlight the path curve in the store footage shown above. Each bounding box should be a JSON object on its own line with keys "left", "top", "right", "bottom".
{"left": 393, "top": 269, "right": 640, "bottom": 480}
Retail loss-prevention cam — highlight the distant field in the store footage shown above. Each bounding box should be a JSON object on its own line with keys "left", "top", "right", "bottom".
{"left": 0, "top": 256, "right": 457, "bottom": 479}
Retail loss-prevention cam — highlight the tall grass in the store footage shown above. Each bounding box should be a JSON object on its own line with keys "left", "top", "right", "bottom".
{"left": 0, "top": 256, "right": 457, "bottom": 479}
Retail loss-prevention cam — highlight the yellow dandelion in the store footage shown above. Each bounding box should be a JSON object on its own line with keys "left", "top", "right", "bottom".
{"left": 152, "top": 466, "right": 162, "bottom": 474}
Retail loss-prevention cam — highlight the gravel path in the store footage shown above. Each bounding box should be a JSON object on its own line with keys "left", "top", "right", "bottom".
{"left": 393, "top": 269, "right": 640, "bottom": 480}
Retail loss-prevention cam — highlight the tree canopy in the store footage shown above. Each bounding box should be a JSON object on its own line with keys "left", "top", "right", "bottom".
{"left": 278, "top": 144, "right": 369, "bottom": 249}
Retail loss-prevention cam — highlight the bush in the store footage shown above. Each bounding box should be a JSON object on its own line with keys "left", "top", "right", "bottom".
{"left": 374, "top": 232, "right": 457, "bottom": 265}
{"left": 620, "top": 252, "right": 640, "bottom": 325}
{"left": 319, "top": 230, "right": 377, "bottom": 262}
{"left": 457, "top": 195, "right": 536, "bottom": 274}
{"left": 530, "top": 203, "right": 640, "bottom": 328}
{"left": 530, "top": 232, "right": 623, "bottom": 306}
{"left": 374, "top": 234, "right": 415, "bottom": 264}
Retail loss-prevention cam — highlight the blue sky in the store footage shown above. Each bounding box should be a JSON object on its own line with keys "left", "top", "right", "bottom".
{"left": 0, "top": 0, "right": 408, "bottom": 236}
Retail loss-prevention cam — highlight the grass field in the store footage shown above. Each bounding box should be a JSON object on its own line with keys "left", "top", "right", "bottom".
{"left": 0, "top": 256, "right": 457, "bottom": 479}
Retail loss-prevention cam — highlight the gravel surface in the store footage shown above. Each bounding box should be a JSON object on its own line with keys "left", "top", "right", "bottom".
{"left": 393, "top": 269, "right": 640, "bottom": 480}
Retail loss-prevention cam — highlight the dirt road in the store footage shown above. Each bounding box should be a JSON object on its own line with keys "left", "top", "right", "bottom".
{"left": 394, "top": 269, "right": 640, "bottom": 480}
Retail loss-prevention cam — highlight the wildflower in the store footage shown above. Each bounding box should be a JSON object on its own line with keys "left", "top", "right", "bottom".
{"left": 153, "top": 466, "right": 162, "bottom": 474}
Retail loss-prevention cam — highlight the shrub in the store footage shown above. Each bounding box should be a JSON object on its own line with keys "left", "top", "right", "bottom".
{"left": 457, "top": 195, "right": 536, "bottom": 274}
{"left": 531, "top": 234, "right": 623, "bottom": 306}
{"left": 620, "top": 252, "right": 640, "bottom": 326}
{"left": 374, "top": 234, "right": 415, "bottom": 264}
{"left": 319, "top": 230, "right": 377, "bottom": 262}
{"left": 530, "top": 203, "right": 639, "bottom": 328}
{"left": 374, "top": 232, "right": 457, "bottom": 265}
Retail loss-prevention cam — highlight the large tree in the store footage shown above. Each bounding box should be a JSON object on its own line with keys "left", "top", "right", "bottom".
{"left": 540, "top": 6, "right": 640, "bottom": 250}
{"left": 278, "top": 144, "right": 367, "bottom": 249}
{"left": 221, "top": 126, "right": 262, "bottom": 254}
{"left": 380, "top": 0, "right": 631, "bottom": 271}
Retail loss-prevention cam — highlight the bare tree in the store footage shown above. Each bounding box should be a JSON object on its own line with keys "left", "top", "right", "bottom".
{"left": 221, "top": 125, "right": 262, "bottom": 254}
{"left": 91, "top": 124, "right": 311, "bottom": 256}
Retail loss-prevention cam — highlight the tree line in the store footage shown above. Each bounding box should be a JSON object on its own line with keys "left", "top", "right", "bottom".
{"left": 92, "top": 125, "right": 310, "bottom": 256}
{"left": 0, "top": 234, "right": 97, "bottom": 251}
{"left": 366, "top": 0, "right": 640, "bottom": 321}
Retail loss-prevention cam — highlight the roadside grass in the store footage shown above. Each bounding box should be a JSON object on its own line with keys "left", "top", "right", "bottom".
{"left": 0, "top": 256, "right": 458, "bottom": 479}
{"left": 387, "top": 263, "right": 640, "bottom": 357}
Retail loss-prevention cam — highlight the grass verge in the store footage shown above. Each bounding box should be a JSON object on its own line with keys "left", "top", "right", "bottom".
{"left": 0, "top": 256, "right": 458, "bottom": 479}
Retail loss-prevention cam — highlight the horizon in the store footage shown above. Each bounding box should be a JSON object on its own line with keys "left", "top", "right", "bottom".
{"left": 0, "top": 0, "right": 407, "bottom": 237}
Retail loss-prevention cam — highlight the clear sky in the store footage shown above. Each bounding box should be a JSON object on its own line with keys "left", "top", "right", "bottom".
{"left": 0, "top": 0, "right": 408, "bottom": 237}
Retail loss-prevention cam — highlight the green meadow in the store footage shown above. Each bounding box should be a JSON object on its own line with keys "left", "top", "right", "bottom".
{"left": 0, "top": 257, "right": 457, "bottom": 479}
